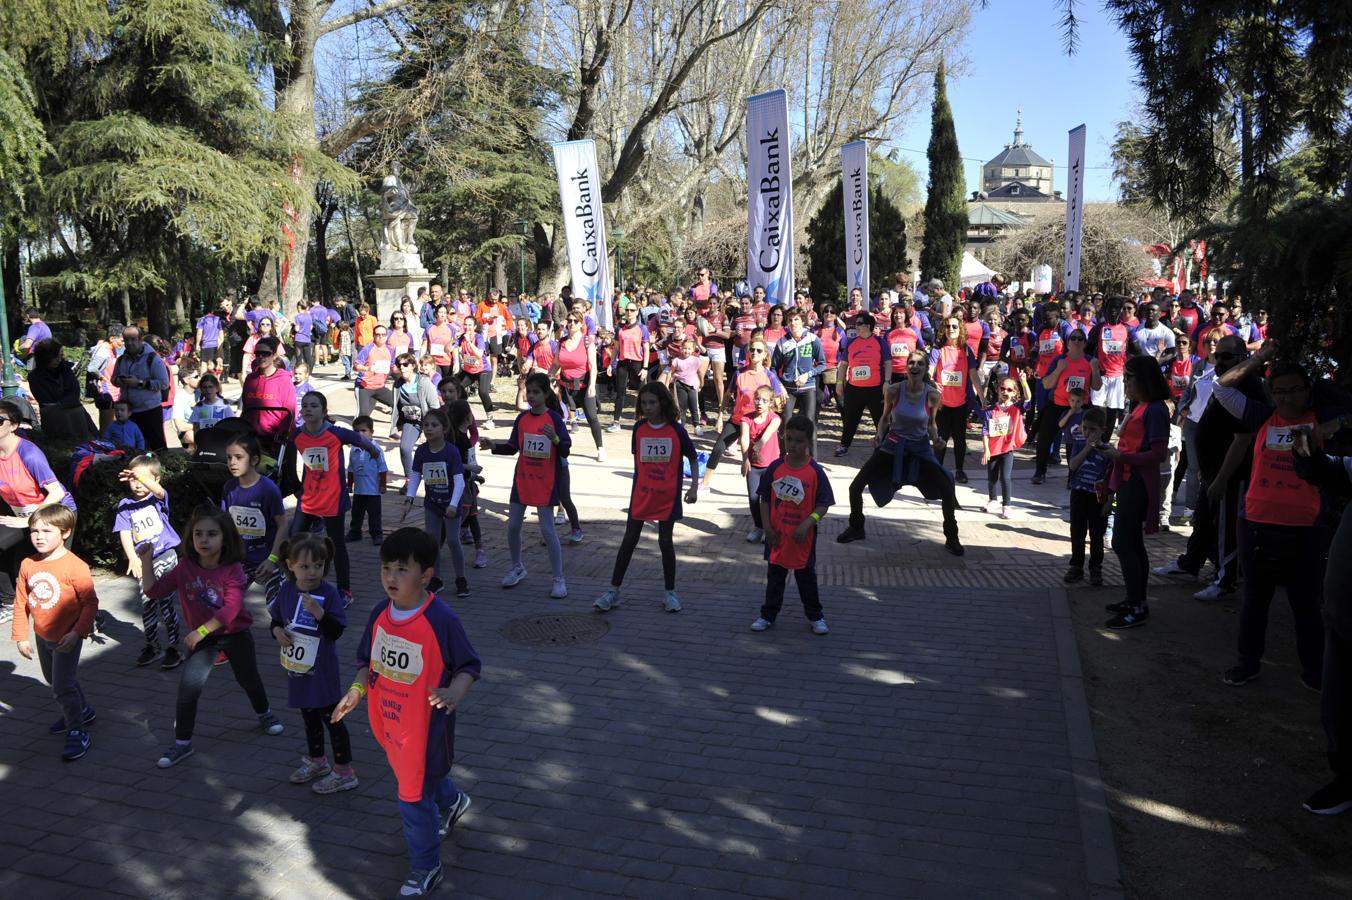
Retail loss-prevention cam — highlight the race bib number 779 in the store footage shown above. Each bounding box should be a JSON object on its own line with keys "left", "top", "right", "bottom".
{"left": 772, "top": 475, "right": 806, "bottom": 504}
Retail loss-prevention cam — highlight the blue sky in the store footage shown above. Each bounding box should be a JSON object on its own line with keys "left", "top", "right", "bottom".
{"left": 888, "top": 3, "right": 1138, "bottom": 203}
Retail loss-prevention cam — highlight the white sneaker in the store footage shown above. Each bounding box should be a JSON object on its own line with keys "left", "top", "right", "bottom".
{"left": 597, "top": 446, "right": 607, "bottom": 463}
{"left": 554, "top": 509, "right": 566, "bottom": 525}
{"left": 663, "top": 591, "right": 682, "bottom": 613}
{"left": 483, "top": 417, "right": 495, "bottom": 430}
{"left": 811, "top": 618, "right": 829, "bottom": 635}
{"left": 693, "top": 425, "right": 704, "bottom": 437}
{"left": 1000, "top": 504, "right": 1010, "bottom": 519}
{"left": 750, "top": 617, "right": 772, "bottom": 632}
{"left": 984, "top": 499, "right": 1000, "bottom": 514}
{"left": 1152, "top": 560, "right": 1195, "bottom": 579}
{"left": 1194, "top": 583, "right": 1233, "bottom": 601}
{"left": 550, "top": 577, "right": 568, "bottom": 599}
{"left": 746, "top": 528, "right": 764, "bottom": 543}
{"left": 501, "top": 564, "right": 527, "bottom": 588}
{"left": 594, "top": 588, "right": 619, "bottom": 612}
{"left": 473, "top": 549, "right": 488, "bottom": 568}
{"left": 606, "top": 422, "right": 622, "bottom": 433}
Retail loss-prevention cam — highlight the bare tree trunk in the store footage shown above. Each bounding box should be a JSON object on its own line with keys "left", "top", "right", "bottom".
{"left": 341, "top": 204, "right": 364, "bottom": 303}
{"left": 121, "top": 288, "right": 133, "bottom": 327}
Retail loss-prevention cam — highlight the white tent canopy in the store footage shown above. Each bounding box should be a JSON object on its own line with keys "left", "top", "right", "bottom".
{"left": 959, "top": 251, "right": 996, "bottom": 287}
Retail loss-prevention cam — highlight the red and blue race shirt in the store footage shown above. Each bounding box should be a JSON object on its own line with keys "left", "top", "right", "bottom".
{"left": 358, "top": 594, "right": 481, "bottom": 802}
{"left": 628, "top": 421, "right": 697, "bottom": 522}
{"left": 757, "top": 456, "right": 834, "bottom": 571}
{"left": 495, "top": 409, "right": 571, "bottom": 506}
{"left": 291, "top": 423, "right": 380, "bottom": 517}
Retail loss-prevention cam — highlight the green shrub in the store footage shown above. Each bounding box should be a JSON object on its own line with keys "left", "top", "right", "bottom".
{"left": 41, "top": 440, "right": 214, "bottom": 570}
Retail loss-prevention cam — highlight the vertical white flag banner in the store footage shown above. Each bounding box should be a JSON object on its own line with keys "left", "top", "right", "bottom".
{"left": 552, "top": 139, "right": 612, "bottom": 328}
{"left": 841, "top": 141, "right": 869, "bottom": 299}
{"left": 1062, "top": 124, "right": 1087, "bottom": 292}
{"left": 747, "top": 89, "right": 794, "bottom": 305}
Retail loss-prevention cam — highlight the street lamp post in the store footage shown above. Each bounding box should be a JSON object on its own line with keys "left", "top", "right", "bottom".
{"left": 514, "top": 219, "right": 528, "bottom": 295}
{"left": 0, "top": 253, "right": 16, "bottom": 397}
{"left": 612, "top": 227, "right": 626, "bottom": 296}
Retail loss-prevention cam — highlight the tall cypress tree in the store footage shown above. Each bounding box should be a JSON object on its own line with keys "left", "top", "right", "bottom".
{"left": 919, "top": 62, "right": 967, "bottom": 288}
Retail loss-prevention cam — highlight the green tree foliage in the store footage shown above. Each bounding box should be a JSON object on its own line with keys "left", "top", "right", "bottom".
{"left": 919, "top": 62, "right": 966, "bottom": 289}
{"left": 1106, "top": 0, "right": 1352, "bottom": 373}
{"left": 806, "top": 172, "right": 909, "bottom": 305}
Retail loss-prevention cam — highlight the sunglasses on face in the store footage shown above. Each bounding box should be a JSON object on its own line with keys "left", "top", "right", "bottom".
{"left": 750, "top": 348, "right": 766, "bottom": 354}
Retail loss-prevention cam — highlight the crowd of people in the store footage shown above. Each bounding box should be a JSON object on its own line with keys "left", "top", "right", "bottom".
{"left": 7, "top": 270, "right": 1352, "bottom": 897}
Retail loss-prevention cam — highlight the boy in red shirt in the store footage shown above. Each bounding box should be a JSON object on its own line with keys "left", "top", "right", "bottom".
{"left": 749, "top": 416, "right": 835, "bottom": 635}
{"left": 332, "top": 527, "right": 481, "bottom": 898}
{"left": 11, "top": 505, "right": 99, "bottom": 761}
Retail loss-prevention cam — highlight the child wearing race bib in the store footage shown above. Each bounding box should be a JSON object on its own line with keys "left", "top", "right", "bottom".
{"left": 1065, "top": 407, "right": 1111, "bottom": 586}
{"left": 331, "top": 528, "right": 481, "bottom": 900}
{"left": 405, "top": 409, "right": 468, "bottom": 598}
{"left": 346, "top": 416, "right": 389, "bottom": 545}
{"left": 291, "top": 362, "right": 314, "bottom": 417}
{"left": 750, "top": 416, "right": 835, "bottom": 635}
{"left": 739, "top": 385, "right": 783, "bottom": 543}
{"left": 290, "top": 391, "right": 381, "bottom": 609}
{"left": 479, "top": 373, "right": 570, "bottom": 599}
{"left": 447, "top": 400, "right": 488, "bottom": 569}
{"left": 189, "top": 372, "right": 233, "bottom": 439}
{"left": 981, "top": 375, "right": 1029, "bottom": 518}
{"left": 220, "top": 433, "right": 287, "bottom": 610}
{"left": 1057, "top": 387, "right": 1089, "bottom": 470}
{"left": 11, "top": 505, "right": 99, "bottom": 761}
{"left": 268, "top": 534, "right": 356, "bottom": 794}
{"left": 138, "top": 506, "right": 284, "bottom": 769}
{"left": 114, "top": 454, "right": 183, "bottom": 670}
{"left": 594, "top": 383, "right": 699, "bottom": 614}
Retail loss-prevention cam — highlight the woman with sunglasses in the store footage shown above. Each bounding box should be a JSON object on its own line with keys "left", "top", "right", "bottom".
{"left": 1097, "top": 355, "right": 1172, "bottom": 629}
{"left": 814, "top": 305, "right": 846, "bottom": 410}
{"left": 353, "top": 325, "right": 396, "bottom": 420}
{"left": 387, "top": 310, "right": 414, "bottom": 358}
{"left": 834, "top": 313, "right": 891, "bottom": 458}
{"left": 455, "top": 316, "right": 495, "bottom": 429}
{"left": 929, "top": 315, "right": 980, "bottom": 484}
{"left": 241, "top": 336, "right": 297, "bottom": 456}
{"left": 398, "top": 296, "right": 422, "bottom": 350}
{"left": 548, "top": 314, "right": 604, "bottom": 461}
{"left": 837, "top": 350, "right": 963, "bottom": 556}
{"left": 242, "top": 315, "right": 279, "bottom": 377}
{"left": 702, "top": 338, "right": 785, "bottom": 489}
{"left": 1034, "top": 329, "right": 1101, "bottom": 485}
{"left": 392, "top": 353, "right": 439, "bottom": 479}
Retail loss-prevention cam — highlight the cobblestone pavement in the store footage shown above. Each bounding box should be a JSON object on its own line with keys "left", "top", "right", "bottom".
{"left": 0, "top": 369, "right": 1133, "bottom": 899}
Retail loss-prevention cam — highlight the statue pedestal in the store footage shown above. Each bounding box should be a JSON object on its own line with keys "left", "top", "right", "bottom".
{"left": 369, "top": 257, "right": 433, "bottom": 322}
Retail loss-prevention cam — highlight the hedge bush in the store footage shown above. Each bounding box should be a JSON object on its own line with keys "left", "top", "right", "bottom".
{"left": 40, "top": 439, "right": 215, "bottom": 570}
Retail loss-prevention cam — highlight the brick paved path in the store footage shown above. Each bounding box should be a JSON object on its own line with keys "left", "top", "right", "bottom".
{"left": 0, "top": 369, "right": 1128, "bottom": 899}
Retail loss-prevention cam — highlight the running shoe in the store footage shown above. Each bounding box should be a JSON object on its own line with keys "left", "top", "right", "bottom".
{"left": 455, "top": 577, "right": 470, "bottom": 598}
{"left": 568, "top": 528, "right": 585, "bottom": 544}
{"left": 135, "top": 645, "right": 162, "bottom": 667}
{"left": 1151, "top": 559, "right": 1197, "bottom": 579}
{"left": 62, "top": 729, "right": 91, "bottom": 762}
{"left": 311, "top": 771, "right": 359, "bottom": 795}
{"left": 550, "top": 578, "right": 568, "bottom": 599}
{"left": 606, "top": 422, "right": 622, "bottom": 433}
{"left": 833, "top": 445, "right": 848, "bottom": 457}
{"left": 344, "top": 532, "right": 362, "bottom": 543}
{"left": 594, "top": 589, "right": 619, "bottom": 612}
{"left": 663, "top": 591, "right": 682, "bottom": 613}
{"left": 1222, "top": 665, "right": 1261, "bottom": 686}
{"left": 501, "top": 564, "right": 527, "bottom": 588}
{"left": 1000, "top": 505, "right": 1011, "bottom": 520}
{"left": 746, "top": 528, "right": 764, "bottom": 543}
{"left": 1194, "top": 584, "right": 1233, "bottom": 601}
{"left": 811, "top": 618, "right": 829, "bottom": 635}
{"left": 944, "top": 535, "right": 965, "bottom": 557}
{"left": 835, "top": 525, "right": 866, "bottom": 544}
{"left": 342, "top": 589, "right": 354, "bottom": 608}
{"left": 597, "top": 446, "right": 607, "bottom": 463}
{"left": 289, "top": 757, "right": 332, "bottom": 784}
{"left": 1063, "top": 568, "right": 1085, "bottom": 584}
{"left": 1031, "top": 474, "right": 1046, "bottom": 485}
{"left": 398, "top": 865, "right": 443, "bottom": 898}
{"left": 483, "top": 417, "right": 495, "bottom": 430}
{"left": 259, "top": 711, "right": 285, "bottom": 735}
{"left": 460, "top": 526, "right": 473, "bottom": 545}
{"left": 214, "top": 650, "right": 229, "bottom": 667}
{"left": 554, "top": 508, "right": 566, "bottom": 525}
{"left": 1304, "top": 782, "right": 1352, "bottom": 816}
{"left": 749, "top": 617, "right": 773, "bottom": 632}
{"left": 1089, "top": 568, "right": 1103, "bottom": 587}
{"left": 954, "top": 470, "right": 968, "bottom": 485}
{"left": 1105, "top": 608, "right": 1149, "bottom": 629}
{"left": 157, "top": 744, "right": 194, "bottom": 768}
{"left": 439, "top": 791, "right": 472, "bottom": 838}
{"left": 693, "top": 425, "right": 703, "bottom": 437}
{"left": 0, "top": 604, "right": 12, "bottom": 625}
{"left": 161, "top": 648, "right": 183, "bottom": 670}
{"left": 49, "top": 705, "right": 96, "bottom": 735}
{"left": 473, "top": 549, "right": 488, "bottom": 569}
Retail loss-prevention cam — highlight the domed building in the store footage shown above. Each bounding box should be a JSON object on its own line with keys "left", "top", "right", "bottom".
{"left": 980, "top": 111, "right": 1061, "bottom": 203}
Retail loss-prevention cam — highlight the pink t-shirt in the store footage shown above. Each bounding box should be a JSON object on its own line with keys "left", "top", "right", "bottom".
{"left": 146, "top": 559, "right": 250, "bottom": 634}
{"left": 669, "top": 355, "right": 703, "bottom": 388}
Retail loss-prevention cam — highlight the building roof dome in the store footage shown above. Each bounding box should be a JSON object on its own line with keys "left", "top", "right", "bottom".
{"left": 985, "top": 111, "right": 1052, "bottom": 169}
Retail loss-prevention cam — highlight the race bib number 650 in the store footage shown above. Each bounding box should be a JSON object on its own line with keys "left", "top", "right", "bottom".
{"left": 371, "top": 627, "right": 424, "bottom": 685}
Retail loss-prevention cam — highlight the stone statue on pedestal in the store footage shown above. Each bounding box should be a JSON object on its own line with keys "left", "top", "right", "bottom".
{"left": 379, "top": 166, "right": 419, "bottom": 265}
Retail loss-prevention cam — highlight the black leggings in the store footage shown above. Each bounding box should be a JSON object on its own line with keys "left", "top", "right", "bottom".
{"left": 302, "top": 704, "right": 352, "bottom": 765}
{"left": 460, "top": 371, "right": 493, "bottom": 417}
{"left": 564, "top": 383, "right": 603, "bottom": 450}
{"left": 294, "top": 510, "right": 350, "bottom": 592}
{"left": 673, "top": 381, "right": 701, "bottom": 429}
{"left": 614, "top": 359, "right": 644, "bottom": 420}
{"left": 175, "top": 630, "right": 271, "bottom": 741}
{"left": 1035, "top": 402, "right": 1069, "bottom": 476}
{"left": 782, "top": 389, "right": 819, "bottom": 426}
{"left": 847, "top": 448, "right": 959, "bottom": 540}
{"left": 357, "top": 386, "right": 394, "bottom": 418}
{"left": 935, "top": 403, "right": 970, "bottom": 474}
{"left": 611, "top": 517, "right": 676, "bottom": 590}
{"left": 557, "top": 462, "right": 580, "bottom": 531}
{"left": 839, "top": 384, "right": 883, "bottom": 448}
{"left": 705, "top": 420, "right": 741, "bottom": 470}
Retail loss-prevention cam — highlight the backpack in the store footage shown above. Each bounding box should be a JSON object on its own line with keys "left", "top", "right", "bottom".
{"left": 69, "top": 440, "right": 126, "bottom": 490}
{"left": 312, "top": 313, "right": 329, "bottom": 343}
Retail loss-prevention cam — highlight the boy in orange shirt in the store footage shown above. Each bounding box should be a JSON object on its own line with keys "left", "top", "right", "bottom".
{"left": 11, "top": 505, "right": 100, "bottom": 761}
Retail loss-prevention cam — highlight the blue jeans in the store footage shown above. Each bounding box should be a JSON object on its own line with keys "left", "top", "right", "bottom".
{"left": 398, "top": 773, "right": 462, "bottom": 869}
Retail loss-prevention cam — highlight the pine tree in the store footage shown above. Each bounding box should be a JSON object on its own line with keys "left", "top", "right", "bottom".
{"left": 919, "top": 62, "right": 966, "bottom": 289}
{"left": 806, "top": 173, "right": 909, "bottom": 305}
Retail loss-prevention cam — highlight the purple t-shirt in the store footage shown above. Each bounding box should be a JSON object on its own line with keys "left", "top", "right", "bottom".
{"left": 221, "top": 477, "right": 285, "bottom": 567}
{"left": 410, "top": 442, "right": 464, "bottom": 511}
{"left": 197, "top": 314, "right": 222, "bottom": 347}
{"left": 271, "top": 580, "right": 346, "bottom": 708}
{"left": 292, "top": 310, "right": 312, "bottom": 344}
{"left": 24, "top": 322, "right": 52, "bottom": 346}
{"left": 0, "top": 440, "right": 77, "bottom": 513}
{"left": 245, "top": 309, "right": 277, "bottom": 333}
{"left": 114, "top": 494, "right": 180, "bottom": 558}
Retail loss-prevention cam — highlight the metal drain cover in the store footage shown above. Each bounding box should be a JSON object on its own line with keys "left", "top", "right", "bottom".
{"left": 499, "top": 613, "right": 611, "bottom": 647}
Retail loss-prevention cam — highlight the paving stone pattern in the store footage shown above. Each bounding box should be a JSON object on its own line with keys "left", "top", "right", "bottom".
{"left": 0, "top": 371, "right": 1131, "bottom": 898}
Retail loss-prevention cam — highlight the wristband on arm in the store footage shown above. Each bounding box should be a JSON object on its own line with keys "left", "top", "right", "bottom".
{"left": 196, "top": 624, "right": 211, "bottom": 638}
